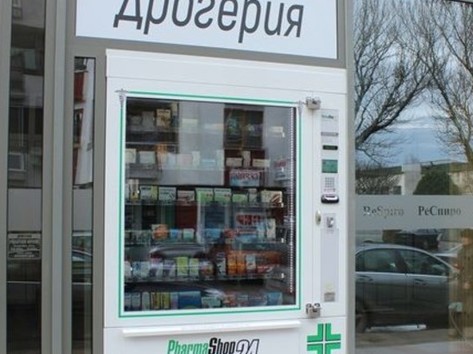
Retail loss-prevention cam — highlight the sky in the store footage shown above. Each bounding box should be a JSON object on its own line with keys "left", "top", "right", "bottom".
{"left": 391, "top": 122, "right": 454, "bottom": 165}
{"left": 373, "top": 107, "right": 466, "bottom": 167}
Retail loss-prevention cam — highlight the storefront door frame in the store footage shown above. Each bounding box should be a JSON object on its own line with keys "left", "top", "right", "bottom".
{"left": 0, "top": 0, "right": 12, "bottom": 350}
{"left": 0, "top": 0, "right": 72, "bottom": 353}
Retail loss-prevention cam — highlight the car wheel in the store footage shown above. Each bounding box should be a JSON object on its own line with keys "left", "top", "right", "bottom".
{"left": 356, "top": 302, "right": 368, "bottom": 333}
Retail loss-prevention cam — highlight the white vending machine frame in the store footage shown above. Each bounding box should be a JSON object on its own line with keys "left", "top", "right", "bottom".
{"left": 104, "top": 50, "right": 348, "bottom": 354}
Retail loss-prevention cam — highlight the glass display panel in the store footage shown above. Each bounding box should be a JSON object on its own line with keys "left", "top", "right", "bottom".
{"left": 7, "top": 0, "right": 45, "bottom": 352}
{"left": 72, "top": 57, "right": 95, "bottom": 353}
{"left": 122, "top": 97, "right": 297, "bottom": 313}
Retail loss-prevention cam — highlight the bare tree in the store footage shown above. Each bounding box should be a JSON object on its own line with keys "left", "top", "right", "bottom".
{"left": 410, "top": 1, "right": 473, "bottom": 165}
{"left": 355, "top": 161, "right": 400, "bottom": 195}
{"left": 354, "top": 0, "right": 431, "bottom": 162}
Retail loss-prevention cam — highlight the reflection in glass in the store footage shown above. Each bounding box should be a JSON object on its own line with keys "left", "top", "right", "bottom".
{"left": 354, "top": 0, "right": 473, "bottom": 351}
{"left": 9, "top": 1, "right": 45, "bottom": 189}
{"left": 354, "top": 0, "right": 473, "bottom": 172}
{"left": 72, "top": 58, "right": 95, "bottom": 354}
{"left": 356, "top": 241, "right": 456, "bottom": 331}
{"left": 122, "top": 98, "right": 297, "bottom": 314}
{"left": 7, "top": 0, "right": 45, "bottom": 353}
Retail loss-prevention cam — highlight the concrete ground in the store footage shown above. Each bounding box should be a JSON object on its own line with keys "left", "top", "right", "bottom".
{"left": 356, "top": 326, "right": 473, "bottom": 354}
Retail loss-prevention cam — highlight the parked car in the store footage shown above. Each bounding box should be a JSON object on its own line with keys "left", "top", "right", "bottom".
{"left": 434, "top": 244, "right": 462, "bottom": 268}
{"left": 384, "top": 229, "right": 441, "bottom": 250}
{"left": 148, "top": 242, "right": 208, "bottom": 259}
{"left": 437, "top": 229, "right": 462, "bottom": 253}
{"left": 356, "top": 243, "right": 457, "bottom": 332}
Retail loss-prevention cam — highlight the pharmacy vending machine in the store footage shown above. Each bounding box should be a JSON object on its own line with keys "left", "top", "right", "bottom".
{"left": 103, "top": 50, "right": 349, "bottom": 354}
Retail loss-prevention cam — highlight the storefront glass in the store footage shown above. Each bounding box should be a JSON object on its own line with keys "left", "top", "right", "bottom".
{"left": 7, "top": 0, "right": 45, "bottom": 352}
{"left": 122, "top": 97, "right": 297, "bottom": 314}
{"left": 355, "top": 0, "right": 473, "bottom": 352}
{"left": 72, "top": 57, "right": 95, "bottom": 354}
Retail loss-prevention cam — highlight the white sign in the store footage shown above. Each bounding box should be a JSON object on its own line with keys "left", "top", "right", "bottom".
{"left": 357, "top": 195, "right": 473, "bottom": 230}
{"left": 8, "top": 233, "right": 41, "bottom": 260}
{"left": 76, "top": 0, "right": 337, "bottom": 59}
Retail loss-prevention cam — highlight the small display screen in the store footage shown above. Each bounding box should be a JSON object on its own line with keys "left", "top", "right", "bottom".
{"left": 322, "top": 145, "right": 338, "bottom": 151}
{"left": 322, "top": 159, "right": 338, "bottom": 173}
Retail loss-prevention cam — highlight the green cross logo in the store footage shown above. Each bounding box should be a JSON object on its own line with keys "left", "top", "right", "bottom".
{"left": 307, "top": 323, "right": 341, "bottom": 353}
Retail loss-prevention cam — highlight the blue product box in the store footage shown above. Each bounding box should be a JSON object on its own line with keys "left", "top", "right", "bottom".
{"left": 178, "top": 291, "right": 202, "bottom": 309}
{"left": 203, "top": 228, "right": 222, "bottom": 242}
{"left": 266, "top": 291, "right": 283, "bottom": 306}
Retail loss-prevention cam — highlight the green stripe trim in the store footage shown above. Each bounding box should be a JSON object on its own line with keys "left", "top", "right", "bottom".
{"left": 118, "top": 91, "right": 302, "bottom": 318}
{"left": 297, "top": 106, "right": 303, "bottom": 307}
{"left": 118, "top": 98, "right": 125, "bottom": 316}
{"left": 127, "top": 90, "right": 296, "bottom": 106}
{"left": 120, "top": 305, "right": 299, "bottom": 318}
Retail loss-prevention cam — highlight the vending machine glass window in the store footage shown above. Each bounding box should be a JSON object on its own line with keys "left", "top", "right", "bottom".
{"left": 122, "top": 97, "right": 297, "bottom": 314}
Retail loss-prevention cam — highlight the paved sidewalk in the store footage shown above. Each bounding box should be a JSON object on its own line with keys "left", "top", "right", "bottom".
{"left": 356, "top": 326, "right": 473, "bottom": 353}
{"left": 357, "top": 340, "right": 473, "bottom": 354}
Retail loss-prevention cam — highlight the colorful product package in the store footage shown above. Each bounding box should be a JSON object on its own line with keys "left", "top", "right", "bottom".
{"left": 178, "top": 291, "right": 202, "bottom": 309}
